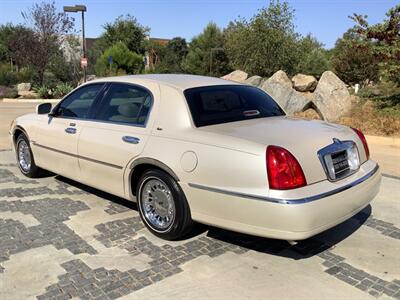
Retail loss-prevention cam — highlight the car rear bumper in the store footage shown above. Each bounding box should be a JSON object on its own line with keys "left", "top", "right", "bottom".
{"left": 181, "top": 160, "right": 381, "bottom": 240}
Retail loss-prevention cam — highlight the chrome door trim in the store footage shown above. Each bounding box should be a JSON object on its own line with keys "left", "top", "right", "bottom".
{"left": 32, "top": 142, "right": 123, "bottom": 170}
{"left": 188, "top": 164, "right": 379, "bottom": 205}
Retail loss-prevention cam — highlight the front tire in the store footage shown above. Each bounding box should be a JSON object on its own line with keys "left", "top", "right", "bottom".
{"left": 136, "top": 169, "right": 193, "bottom": 240}
{"left": 16, "top": 133, "right": 44, "bottom": 178}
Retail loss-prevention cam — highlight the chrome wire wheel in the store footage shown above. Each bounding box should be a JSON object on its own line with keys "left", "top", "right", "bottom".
{"left": 140, "top": 178, "right": 176, "bottom": 231}
{"left": 18, "top": 140, "right": 31, "bottom": 173}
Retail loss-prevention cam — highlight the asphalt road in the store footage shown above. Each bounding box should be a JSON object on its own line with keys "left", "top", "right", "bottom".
{"left": 0, "top": 149, "right": 399, "bottom": 300}
{"left": 0, "top": 102, "right": 37, "bottom": 151}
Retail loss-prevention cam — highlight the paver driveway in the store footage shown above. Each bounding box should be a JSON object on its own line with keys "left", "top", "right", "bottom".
{"left": 0, "top": 149, "right": 399, "bottom": 300}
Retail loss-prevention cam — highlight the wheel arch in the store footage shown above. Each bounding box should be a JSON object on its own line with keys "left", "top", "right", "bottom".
{"left": 12, "top": 125, "right": 30, "bottom": 148}
{"left": 129, "top": 158, "right": 180, "bottom": 197}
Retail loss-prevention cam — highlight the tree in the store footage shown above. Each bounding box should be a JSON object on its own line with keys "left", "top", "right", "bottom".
{"left": 155, "top": 37, "right": 188, "bottom": 73}
{"left": 95, "top": 42, "right": 143, "bottom": 76}
{"left": 0, "top": 24, "right": 35, "bottom": 69}
{"left": 21, "top": 1, "right": 74, "bottom": 84}
{"left": 331, "top": 29, "right": 379, "bottom": 85}
{"left": 95, "top": 15, "right": 149, "bottom": 55}
{"left": 183, "top": 22, "right": 230, "bottom": 76}
{"left": 295, "top": 35, "right": 329, "bottom": 78}
{"left": 351, "top": 5, "right": 400, "bottom": 84}
{"left": 224, "top": 0, "right": 299, "bottom": 77}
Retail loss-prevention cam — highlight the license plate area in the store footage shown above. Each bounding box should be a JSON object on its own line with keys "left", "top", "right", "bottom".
{"left": 318, "top": 140, "right": 360, "bottom": 181}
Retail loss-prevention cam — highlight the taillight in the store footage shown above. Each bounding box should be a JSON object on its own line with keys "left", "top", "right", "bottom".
{"left": 266, "top": 146, "right": 307, "bottom": 190}
{"left": 352, "top": 128, "right": 370, "bottom": 159}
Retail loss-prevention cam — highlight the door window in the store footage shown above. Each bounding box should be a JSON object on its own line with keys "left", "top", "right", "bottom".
{"left": 56, "top": 83, "right": 104, "bottom": 119}
{"left": 95, "top": 83, "right": 152, "bottom": 126}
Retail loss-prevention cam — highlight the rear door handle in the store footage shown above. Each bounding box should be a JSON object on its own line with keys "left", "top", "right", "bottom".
{"left": 65, "top": 127, "right": 76, "bottom": 134}
{"left": 122, "top": 136, "right": 140, "bottom": 144}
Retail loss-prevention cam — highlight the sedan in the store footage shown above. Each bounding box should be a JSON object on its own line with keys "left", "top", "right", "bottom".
{"left": 9, "top": 74, "right": 381, "bottom": 241}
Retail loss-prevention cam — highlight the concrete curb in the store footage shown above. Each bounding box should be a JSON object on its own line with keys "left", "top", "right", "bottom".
{"left": 1, "top": 98, "right": 61, "bottom": 103}
{"left": 366, "top": 135, "right": 400, "bottom": 147}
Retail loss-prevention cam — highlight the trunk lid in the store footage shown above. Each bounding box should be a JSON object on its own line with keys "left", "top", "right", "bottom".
{"left": 199, "top": 116, "right": 364, "bottom": 184}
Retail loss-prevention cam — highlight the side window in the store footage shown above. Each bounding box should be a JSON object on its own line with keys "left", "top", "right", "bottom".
{"left": 56, "top": 84, "right": 104, "bottom": 119}
{"left": 95, "top": 83, "right": 152, "bottom": 126}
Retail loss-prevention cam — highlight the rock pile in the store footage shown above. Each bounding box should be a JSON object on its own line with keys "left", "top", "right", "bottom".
{"left": 17, "top": 82, "right": 37, "bottom": 99}
{"left": 221, "top": 70, "right": 352, "bottom": 122}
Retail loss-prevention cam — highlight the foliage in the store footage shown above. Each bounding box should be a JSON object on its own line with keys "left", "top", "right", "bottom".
{"left": 20, "top": 1, "right": 74, "bottom": 84}
{"left": 0, "top": 63, "right": 35, "bottom": 86}
{"left": 152, "top": 37, "right": 188, "bottom": 73}
{"left": 53, "top": 82, "right": 73, "bottom": 98}
{"left": 295, "top": 35, "right": 330, "bottom": 78}
{"left": 0, "top": 70, "right": 17, "bottom": 86}
{"left": 95, "top": 42, "right": 143, "bottom": 76}
{"left": 34, "top": 85, "right": 53, "bottom": 99}
{"left": 0, "top": 24, "right": 36, "bottom": 70}
{"left": 351, "top": 5, "right": 400, "bottom": 84}
{"left": 224, "top": 0, "right": 299, "bottom": 77}
{"left": 91, "top": 14, "right": 148, "bottom": 76}
{"left": 0, "top": 85, "right": 18, "bottom": 98}
{"left": 94, "top": 15, "right": 149, "bottom": 55}
{"left": 331, "top": 29, "right": 380, "bottom": 85}
{"left": 183, "top": 22, "right": 231, "bottom": 76}
{"left": 0, "top": 24, "right": 26, "bottom": 64}
{"left": 358, "top": 82, "right": 400, "bottom": 118}
{"left": 48, "top": 49, "right": 81, "bottom": 87}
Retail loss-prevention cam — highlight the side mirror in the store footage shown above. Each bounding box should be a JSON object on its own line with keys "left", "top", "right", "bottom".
{"left": 36, "top": 103, "right": 52, "bottom": 115}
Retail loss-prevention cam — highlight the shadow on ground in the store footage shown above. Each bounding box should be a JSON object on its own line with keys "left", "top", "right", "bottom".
{"left": 55, "top": 174, "right": 371, "bottom": 260}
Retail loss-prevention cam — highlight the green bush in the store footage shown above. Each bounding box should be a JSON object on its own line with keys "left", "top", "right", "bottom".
{"left": 34, "top": 85, "right": 53, "bottom": 99}
{"left": 53, "top": 83, "right": 73, "bottom": 98}
{"left": 0, "top": 70, "right": 17, "bottom": 86}
{"left": 95, "top": 42, "right": 143, "bottom": 76}
{"left": 0, "top": 85, "right": 18, "bottom": 98}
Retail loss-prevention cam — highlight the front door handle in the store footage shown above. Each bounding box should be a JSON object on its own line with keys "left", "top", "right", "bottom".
{"left": 122, "top": 136, "right": 140, "bottom": 144}
{"left": 65, "top": 127, "right": 77, "bottom": 134}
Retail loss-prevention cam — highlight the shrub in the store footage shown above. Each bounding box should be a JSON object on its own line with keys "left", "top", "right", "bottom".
{"left": 34, "top": 85, "right": 53, "bottom": 99}
{"left": 95, "top": 42, "right": 143, "bottom": 76}
{"left": 0, "top": 85, "right": 18, "bottom": 98}
{"left": 53, "top": 83, "right": 73, "bottom": 98}
{"left": 0, "top": 70, "right": 17, "bottom": 86}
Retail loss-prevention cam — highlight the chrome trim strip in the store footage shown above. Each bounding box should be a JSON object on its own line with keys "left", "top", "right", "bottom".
{"left": 32, "top": 142, "right": 123, "bottom": 170}
{"left": 188, "top": 164, "right": 379, "bottom": 205}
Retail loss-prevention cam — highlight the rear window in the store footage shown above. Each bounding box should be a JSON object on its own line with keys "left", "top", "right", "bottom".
{"left": 184, "top": 85, "right": 285, "bottom": 127}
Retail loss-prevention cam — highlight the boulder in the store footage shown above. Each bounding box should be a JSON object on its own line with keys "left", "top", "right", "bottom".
{"left": 264, "top": 70, "right": 292, "bottom": 87}
{"left": 313, "top": 71, "right": 352, "bottom": 122}
{"left": 291, "top": 74, "right": 317, "bottom": 92}
{"left": 221, "top": 70, "right": 248, "bottom": 83}
{"left": 245, "top": 75, "right": 263, "bottom": 86}
{"left": 261, "top": 70, "right": 308, "bottom": 115}
{"left": 17, "top": 83, "right": 31, "bottom": 94}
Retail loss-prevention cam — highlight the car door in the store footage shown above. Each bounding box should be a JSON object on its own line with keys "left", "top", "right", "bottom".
{"left": 77, "top": 82, "right": 155, "bottom": 198}
{"left": 33, "top": 83, "right": 106, "bottom": 179}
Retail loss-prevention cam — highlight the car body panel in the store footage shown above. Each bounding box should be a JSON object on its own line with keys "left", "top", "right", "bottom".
{"left": 33, "top": 115, "right": 83, "bottom": 179}
{"left": 181, "top": 160, "right": 380, "bottom": 240}
{"left": 198, "top": 116, "right": 367, "bottom": 184}
{"left": 9, "top": 74, "right": 381, "bottom": 240}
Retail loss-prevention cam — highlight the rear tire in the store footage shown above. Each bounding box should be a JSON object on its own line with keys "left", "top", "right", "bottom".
{"left": 136, "top": 169, "right": 193, "bottom": 240}
{"left": 16, "top": 133, "right": 45, "bottom": 178}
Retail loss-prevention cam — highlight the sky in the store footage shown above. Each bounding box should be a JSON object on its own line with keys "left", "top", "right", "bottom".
{"left": 0, "top": 0, "right": 398, "bottom": 49}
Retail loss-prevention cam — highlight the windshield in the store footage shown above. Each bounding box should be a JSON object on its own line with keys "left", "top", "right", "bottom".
{"left": 184, "top": 85, "right": 285, "bottom": 127}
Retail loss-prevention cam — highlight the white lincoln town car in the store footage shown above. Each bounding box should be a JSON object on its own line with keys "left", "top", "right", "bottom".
{"left": 9, "top": 74, "right": 381, "bottom": 241}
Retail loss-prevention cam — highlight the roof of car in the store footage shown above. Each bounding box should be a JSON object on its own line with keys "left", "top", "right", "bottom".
{"left": 90, "top": 74, "right": 241, "bottom": 90}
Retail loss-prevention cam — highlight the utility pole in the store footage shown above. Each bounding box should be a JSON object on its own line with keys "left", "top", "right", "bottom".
{"left": 63, "top": 5, "right": 87, "bottom": 82}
